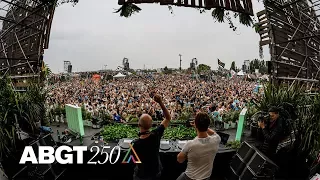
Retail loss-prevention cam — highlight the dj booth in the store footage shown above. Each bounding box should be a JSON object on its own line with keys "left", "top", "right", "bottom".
{"left": 9, "top": 131, "right": 279, "bottom": 180}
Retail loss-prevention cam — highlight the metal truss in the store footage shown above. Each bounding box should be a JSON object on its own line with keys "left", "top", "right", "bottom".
{"left": 257, "top": 0, "right": 320, "bottom": 90}
{"left": 0, "top": 0, "right": 56, "bottom": 90}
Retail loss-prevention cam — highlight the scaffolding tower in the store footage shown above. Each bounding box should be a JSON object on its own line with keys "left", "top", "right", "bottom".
{"left": 257, "top": 0, "right": 320, "bottom": 89}
{"left": 0, "top": 0, "right": 56, "bottom": 89}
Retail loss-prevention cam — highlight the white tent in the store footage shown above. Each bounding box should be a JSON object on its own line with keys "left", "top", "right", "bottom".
{"left": 237, "top": 70, "right": 245, "bottom": 76}
{"left": 260, "top": 74, "right": 269, "bottom": 81}
{"left": 113, "top": 72, "right": 126, "bottom": 78}
{"left": 127, "top": 72, "right": 132, "bottom": 75}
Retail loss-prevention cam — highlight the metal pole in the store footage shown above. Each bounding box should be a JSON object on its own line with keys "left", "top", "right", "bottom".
{"left": 179, "top": 54, "right": 182, "bottom": 71}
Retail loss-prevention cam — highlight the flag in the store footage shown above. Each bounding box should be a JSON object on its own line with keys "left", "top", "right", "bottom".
{"left": 218, "top": 59, "right": 225, "bottom": 68}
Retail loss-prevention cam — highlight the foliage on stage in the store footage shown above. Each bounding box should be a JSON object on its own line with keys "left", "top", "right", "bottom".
{"left": 163, "top": 125, "right": 197, "bottom": 140}
{"left": 0, "top": 78, "right": 47, "bottom": 159}
{"left": 295, "top": 94, "right": 320, "bottom": 157}
{"left": 222, "top": 110, "right": 240, "bottom": 123}
{"left": 256, "top": 82, "right": 320, "bottom": 175}
{"left": 101, "top": 124, "right": 196, "bottom": 141}
{"left": 226, "top": 140, "right": 241, "bottom": 150}
{"left": 257, "top": 82, "right": 302, "bottom": 112}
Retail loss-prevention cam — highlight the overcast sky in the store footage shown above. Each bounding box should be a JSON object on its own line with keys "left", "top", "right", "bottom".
{"left": 44, "top": 0, "right": 269, "bottom": 73}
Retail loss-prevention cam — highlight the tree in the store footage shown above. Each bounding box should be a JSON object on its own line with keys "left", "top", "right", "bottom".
{"left": 230, "top": 61, "right": 236, "bottom": 71}
{"left": 197, "top": 64, "right": 211, "bottom": 74}
{"left": 249, "top": 59, "right": 268, "bottom": 74}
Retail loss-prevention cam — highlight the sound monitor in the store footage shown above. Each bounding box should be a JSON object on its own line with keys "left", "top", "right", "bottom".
{"left": 241, "top": 165, "right": 274, "bottom": 180}
{"left": 237, "top": 141, "right": 255, "bottom": 163}
{"left": 230, "top": 154, "right": 246, "bottom": 176}
{"left": 247, "top": 151, "right": 278, "bottom": 177}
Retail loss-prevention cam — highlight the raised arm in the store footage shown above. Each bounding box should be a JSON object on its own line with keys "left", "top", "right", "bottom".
{"left": 207, "top": 128, "right": 216, "bottom": 136}
{"left": 154, "top": 95, "right": 172, "bottom": 128}
{"left": 190, "top": 121, "right": 216, "bottom": 136}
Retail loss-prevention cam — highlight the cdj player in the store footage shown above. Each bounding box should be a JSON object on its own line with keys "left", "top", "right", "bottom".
{"left": 159, "top": 140, "right": 173, "bottom": 152}
{"left": 176, "top": 140, "right": 190, "bottom": 151}
{"left": 118, "top": 138, "right": 134, "bottom": 150}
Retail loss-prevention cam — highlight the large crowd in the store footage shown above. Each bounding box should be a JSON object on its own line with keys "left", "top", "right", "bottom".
{"left": 46, "top": 73, "right": 261, "bottom": 122}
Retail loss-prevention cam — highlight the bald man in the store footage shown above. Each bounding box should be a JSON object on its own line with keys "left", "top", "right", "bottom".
{"left": 132, "top": 94, "right": 172, "bottom": 180}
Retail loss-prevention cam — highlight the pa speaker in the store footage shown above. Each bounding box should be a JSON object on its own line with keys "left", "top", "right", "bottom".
{"left": 230, "top": 154, "right": 246, "bottom": 176}
{"left": 247, "top": 151, "right": 278, "bottom": 177}
{"left": 67, "top": 65, "right": 72, "bottom": 73}
{"left": 266, "top": 61, "right": 272, "bottom": 74}
{"left": 237, "top": 141, "right": 256, "bottom": 163}
{"left": 225, "top": 167, "right": 240, "bottom": 180}
{"left": 240, "top": 165, "right": 273, "bottom": 180}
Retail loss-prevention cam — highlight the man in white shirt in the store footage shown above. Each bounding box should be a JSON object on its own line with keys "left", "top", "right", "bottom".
{"left": 176, "top": 112, "right": 221, "bottom": 180}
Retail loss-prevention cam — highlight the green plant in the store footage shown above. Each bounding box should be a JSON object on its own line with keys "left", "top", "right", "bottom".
{"left": 246, "top": 106, "right": 259, "bottom": 121}
{"left": 0, "top": 78, "right": 47, "bottom": 159}
{"left": 257, "top": 82, "right": 302, "bottom": 112}
{"left": 295, "top": 94, "right": 320, "bottom": 157}
{"left": 231, "top": 111, "right": 240, "bottom": 123}
{"left": 101, "top": 124, "right": 138, "bottom": 141}
{"left": 114, "top": 2, "right": 141, "bottom": 18}
{"left": 163, "top": 126, "right": 196, "bottom": 140}
{"left": 179, "top": 110, "right": 192, "bottom": 121}
{"left": 226, "top": 140, "right": 241, "bottom": 149}
{"left": 129, "top": 117, "right": 139, "bottom": 122}
{"left": 54, "top": 106, "right": 62, "bottom": 115}
{"left": 101, "top": 124, "right": 197, "bottom": 141}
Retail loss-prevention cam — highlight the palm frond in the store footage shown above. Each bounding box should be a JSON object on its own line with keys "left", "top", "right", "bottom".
{"left": 114, "top": 2, "right": 142, "bottom": 18}
{"left": 239, "top": 13, "right": 253, "bottom": 26}
{"left": 212, "top": 7, "right": 225, "bottom": 23}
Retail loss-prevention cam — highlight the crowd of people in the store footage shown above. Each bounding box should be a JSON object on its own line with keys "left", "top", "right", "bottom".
{"left": 46, "top": 73, "right": 270, "bottom": 180}
{"left": 46, "top": 73, "right": 261, "bottom": 122}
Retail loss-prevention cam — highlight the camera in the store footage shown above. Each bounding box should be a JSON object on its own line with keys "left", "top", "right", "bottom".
{"left": 258, "top": 113, "right": 270, "bottom": 123}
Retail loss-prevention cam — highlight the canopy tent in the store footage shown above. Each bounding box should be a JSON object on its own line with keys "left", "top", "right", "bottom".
{"left": 113, "top": 72, "right": 126, "bottom": 78}
{"left": 92, "top": 74, "right": 101, "bottom": 79}
{"left": 237, "top": 70, "right": 245, "bottom": 76}
{"left": 127, "top": 72, "right": 132, "bottom": 75}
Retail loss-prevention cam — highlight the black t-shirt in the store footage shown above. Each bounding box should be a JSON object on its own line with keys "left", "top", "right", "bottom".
{"left": 132, "top": 124, "right": 165, "bottom": 178}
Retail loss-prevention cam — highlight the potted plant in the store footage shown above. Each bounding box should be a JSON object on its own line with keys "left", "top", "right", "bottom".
{"left": 54, "top": 106, "right": 61, "bottom": 122}
{"left": 231, "top": 111, "right": 240, "bottom": 129}
{"left": 222, "top": 114, "right": 230, "bottom": 130}
{"left": 60, "top": 106, "right": 65, "bottom": 123}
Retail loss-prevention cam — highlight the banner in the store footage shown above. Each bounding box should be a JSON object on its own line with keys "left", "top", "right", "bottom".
{"left": 218, "top": 59, "right": 225, "bottom": 68}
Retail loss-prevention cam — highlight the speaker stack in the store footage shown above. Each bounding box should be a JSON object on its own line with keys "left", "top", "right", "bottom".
{"left": 226, "top": 141, "right": 278, "bottom": 180}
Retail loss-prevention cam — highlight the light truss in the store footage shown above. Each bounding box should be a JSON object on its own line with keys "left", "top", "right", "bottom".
{"left": 0, "top": 0, "right": 56, "bottom": 89}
